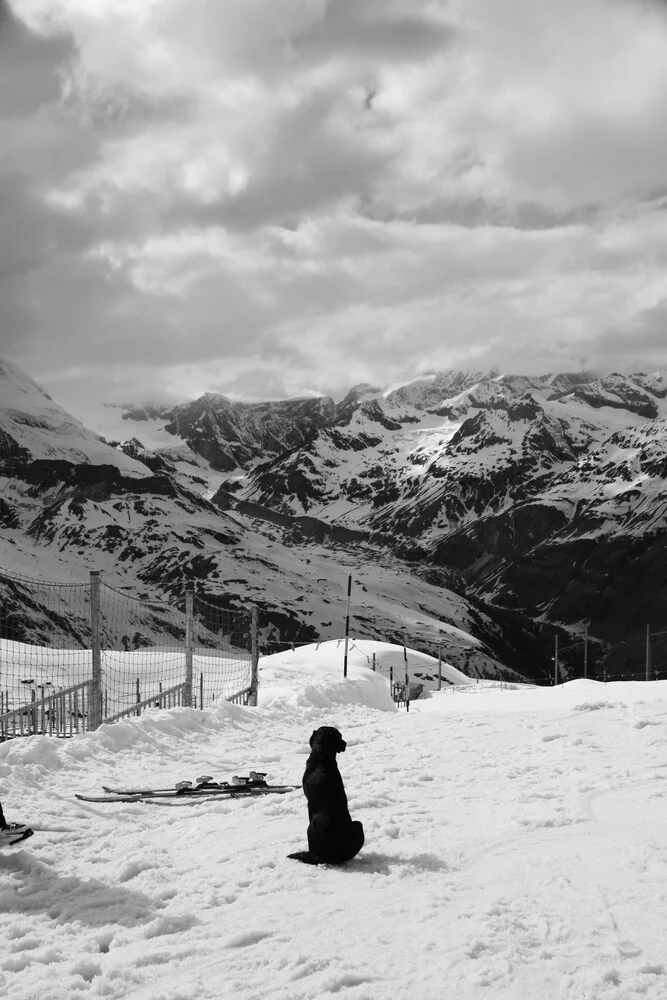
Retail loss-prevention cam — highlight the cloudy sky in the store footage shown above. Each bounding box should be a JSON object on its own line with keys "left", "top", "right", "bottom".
{"left": 2, "top": 0, "right": 667, "bottom": 429}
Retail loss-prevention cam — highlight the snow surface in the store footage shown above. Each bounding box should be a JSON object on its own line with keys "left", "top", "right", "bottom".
{"left": 2, "top": 642, "right": 667, "bottom": 999}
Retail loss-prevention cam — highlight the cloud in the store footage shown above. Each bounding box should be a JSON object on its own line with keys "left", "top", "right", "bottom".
{"left": 585, "top": 299, "right": 667, "bottom": 371}
{"left": 3, "top": 0, "right": 667, "bottom": 430}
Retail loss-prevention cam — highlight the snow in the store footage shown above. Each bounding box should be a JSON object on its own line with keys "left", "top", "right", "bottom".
{"left": 2, "top": 642, "right": 667, "bottom": 999}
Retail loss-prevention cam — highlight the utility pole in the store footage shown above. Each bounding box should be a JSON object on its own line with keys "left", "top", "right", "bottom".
{"left": 583, "top": 625, "right": 588, "bottom": 680}
{"left": 437, "top": 644, "right": 442, "bottom": 691}
{"left": 646, "top": 624, "right": 651, "bottom": 683}
{"left": 343, "top": 575, "right": 352, "bottom": 678}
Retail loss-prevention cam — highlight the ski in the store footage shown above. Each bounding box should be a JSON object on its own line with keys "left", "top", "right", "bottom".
{"left": 99, "top": 772, "right": 278, "bottom": 797}
{"left": 0, "top": 824, "right": 34, "bottom": 848}
{"left": 76, "top": 785, "right": 298, "bottom": 803}
{"left": 76, "top": 773, "right": 299, "bottom": 804}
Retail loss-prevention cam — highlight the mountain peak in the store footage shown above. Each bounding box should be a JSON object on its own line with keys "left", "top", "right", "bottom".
{"left": 0, "top": 357, "right": 150, "bottom": 476}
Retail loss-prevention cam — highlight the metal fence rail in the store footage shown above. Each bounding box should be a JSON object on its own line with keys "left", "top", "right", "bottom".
{"left": 103, "top": 681, "right": 188, "bottom": 726}
{"left": 0, "top": 679, "right": 95, "bottom": 740}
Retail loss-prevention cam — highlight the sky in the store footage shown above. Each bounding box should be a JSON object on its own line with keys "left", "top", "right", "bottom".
{"left": 2, "top": 0, "right": 667, "bottom": 429}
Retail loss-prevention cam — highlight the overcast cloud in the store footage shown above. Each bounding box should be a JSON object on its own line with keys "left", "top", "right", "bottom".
{"left": 2, "top": 0, "right": 667, "bottom": 430}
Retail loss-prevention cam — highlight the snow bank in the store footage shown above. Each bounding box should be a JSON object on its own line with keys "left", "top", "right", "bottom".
{"left": 258, "top": 639, "right": 398, "bottom": 713}
{"left": 259, "top": 637, "right": 469, "bottom": 695}
{"left": 415, "top": 676, "right": 667, "bottom": 714}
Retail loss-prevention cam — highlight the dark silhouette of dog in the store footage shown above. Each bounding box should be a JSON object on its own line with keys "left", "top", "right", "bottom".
{"left": 288, "top": 726, "right": 364, "bottom": 866}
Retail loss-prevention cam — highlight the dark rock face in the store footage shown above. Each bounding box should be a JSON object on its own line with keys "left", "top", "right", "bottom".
{"left": 0, "top": 429, "right": 33, "bottom": 473}
{"left": 547, "top": 373, "right": 659, "bottom": 418}
{"left": 162, "top": 393, "right": 337, "bottom": 471}
{"left": 0, "top": 497, "right": 20, "bottom": 529}
{"left": 430, "top": 417, "right": 667, "bottom": 677}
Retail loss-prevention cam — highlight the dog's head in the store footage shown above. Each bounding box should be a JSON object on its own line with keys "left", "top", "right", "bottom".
{"left": 309, "top": 726, "right": 346, "bottom": 754}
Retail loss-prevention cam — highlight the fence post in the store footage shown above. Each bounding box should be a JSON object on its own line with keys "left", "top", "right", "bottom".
{"left": 249, "top": 605, "right": 259, "bottom": 707}
{"left": 372, "top": 653, "right": 376, "bottom": 672}
{"left": 403, "top": 645, "right": 410, "bottom": 712}
{"left": 583, "top": 626, "right": 588, "bottom": 679}
{"left": 438, "top": 645, "right": 442, "bottom": 691}
{"left": 184, "top": 584, "right": 194, "bottom": 707}
{"left": 646, "top": 624, "right": 651, "bottom": 683}
{"left": 89, "top": 570, "right": 102, "bottom": 730}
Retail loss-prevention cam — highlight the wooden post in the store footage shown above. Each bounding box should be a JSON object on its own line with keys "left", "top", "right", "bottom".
{"left": 372, "top": 653, "right": 376, "bottom": 672}
{"left": 184, "top": 584, "right": 194, "bottom": 707}
{"left": 403, "top": 645, "right": 410, "bottom": 712}
{"left": 249, "top": 605, "right": 259, "bottom": 707}
{"left": 31, "top": 689, "right": 37, "bottom": 735}
{"left": 343, "top": 575, "right": 352, "bottom": 678}
{"left": 89, "top": 571, "right": 102, "bottom": 730}
{"left": 646, "top": 624, "right": 651, "bottom": 683}
{"left": 200, "top": 672, "right": 204, "bottom": 710}
{"left": 136, "top": 677, "right": 141, "bottom": 716}
{"left": 583, "top": 626, "right": 588, "bottom": 679}
{"left": 438, "top": 645, "right": 442, "bottom": 691}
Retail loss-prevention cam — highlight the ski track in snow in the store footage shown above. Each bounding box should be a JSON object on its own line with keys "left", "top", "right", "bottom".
{"left": 1, "top": 650, "right": 667, "bottom": 1000}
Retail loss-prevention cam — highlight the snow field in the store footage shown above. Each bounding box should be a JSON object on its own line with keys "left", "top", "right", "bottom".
{"left": 0, "top": 643, "right": 666, "bottom": 999}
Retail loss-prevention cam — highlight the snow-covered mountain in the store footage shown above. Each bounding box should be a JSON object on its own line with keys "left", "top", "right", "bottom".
{"left": 434, "top": 415, "right": 667, "bottom": 676}
{"left": 0, "top": 360, "right": 526, "bottom": 683}
{"left": 224, "top": 370, "right": 667, "bottom": 546}
{"left": 3, "top": 359, "right": 667, "bottom": 681}
{"left": 0, "top": 359, "right": 150, "bottom": 477}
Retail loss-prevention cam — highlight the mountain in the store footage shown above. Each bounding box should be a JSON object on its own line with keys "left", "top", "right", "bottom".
{"left": 0, "top": 359, "right": 149, "bottom": 478}
{"left": 433, "top": 415, "right": 667, "bottom": 675}
{"left": 230, "top": 371, "right": 667, "bottom": 545}
{"left": 3, "top": 359, "right": 667, "bottom": 683}
{"left": 0, "top": 360, "right": 520, "bottom": 684}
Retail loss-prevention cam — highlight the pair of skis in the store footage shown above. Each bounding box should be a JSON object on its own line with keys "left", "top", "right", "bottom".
{"left": 75, "top": 772, "right": 299, "bottom": 804}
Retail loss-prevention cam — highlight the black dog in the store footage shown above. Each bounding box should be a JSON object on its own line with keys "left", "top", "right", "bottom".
{"left": 288, "top": 726, "right": 364, "bottom": 866}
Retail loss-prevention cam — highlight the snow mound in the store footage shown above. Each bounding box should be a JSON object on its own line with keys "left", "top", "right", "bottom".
{"left": 415, "top": 676, "right": 667, "bottom": 714}
{"left": 258, "top": 639, "right": 399, "bottom": 713}
{"left": 259, "top": 637, "right": 470, "bottom": 700}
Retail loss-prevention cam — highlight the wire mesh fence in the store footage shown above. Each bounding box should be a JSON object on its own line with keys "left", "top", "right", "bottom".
{"left": 193, "top": 594, "right": 256, "bottom": 708}
{"left": 0, "top": 568, "right": 257, "bottom": 740}
{"left": 98, "top": 582, "right": 190, "bottom": 724}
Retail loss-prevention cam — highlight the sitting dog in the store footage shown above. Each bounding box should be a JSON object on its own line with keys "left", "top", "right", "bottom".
{"left": 288, "top": 726, "right": 364, "bottom": 865}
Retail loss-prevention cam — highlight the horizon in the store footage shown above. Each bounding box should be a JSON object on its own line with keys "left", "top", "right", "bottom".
{"left": 6, "top": 353, "right": 667, "bottom": 443}
{"left": 2, "top": 0, "right": 667, "bottom": 432}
